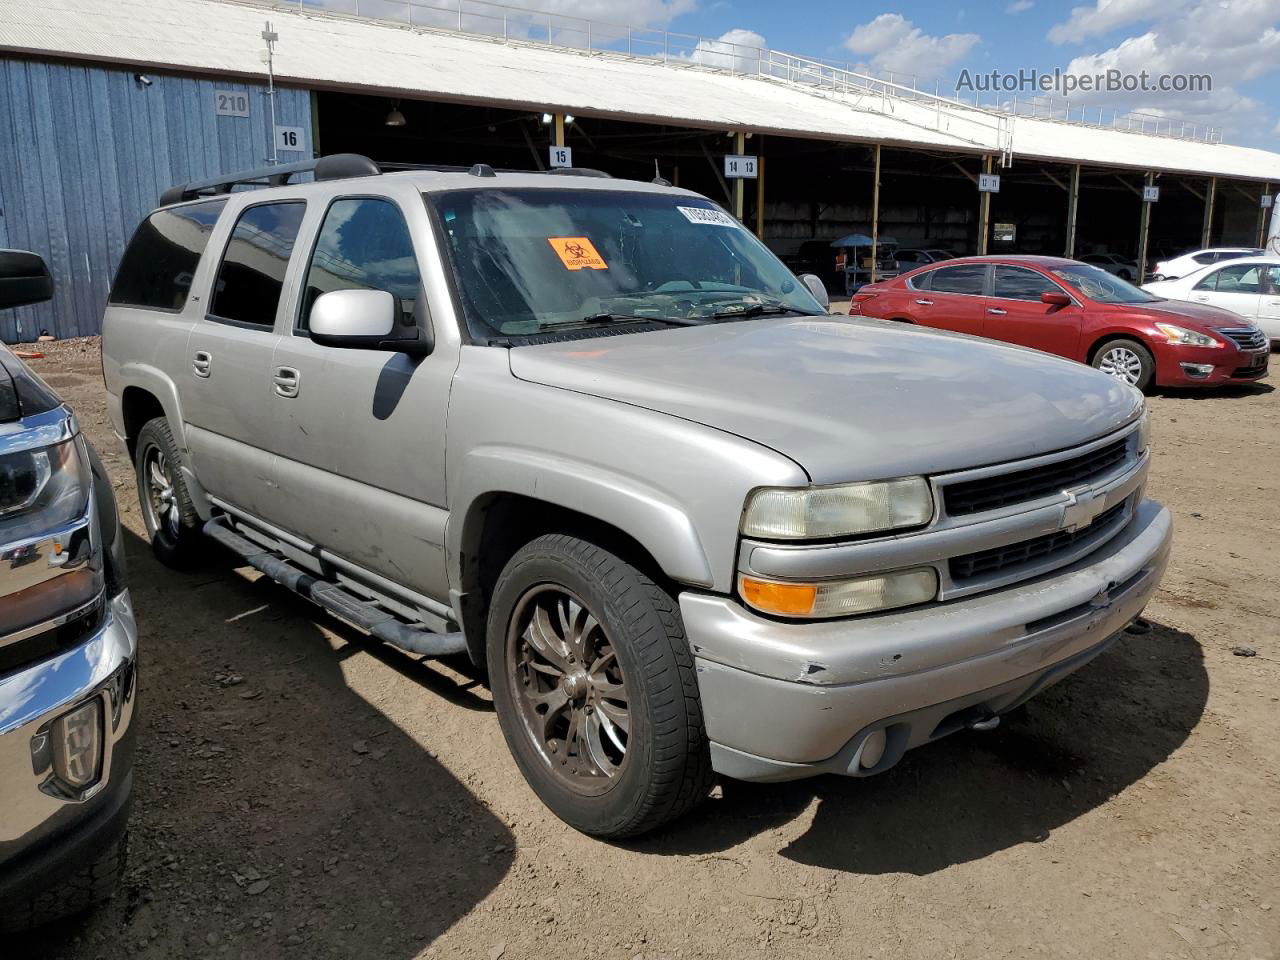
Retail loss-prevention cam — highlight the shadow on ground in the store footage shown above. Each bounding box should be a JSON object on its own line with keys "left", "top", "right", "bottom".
{"left": 636, "top": 619, "right": 1206, "bottom": 876}
{"left": 15, "top": 529, "right": 512, "bottom": 960}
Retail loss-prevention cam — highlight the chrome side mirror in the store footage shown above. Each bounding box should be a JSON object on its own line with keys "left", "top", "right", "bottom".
{"left": 308, "top": 289, "right": 432, "bottom": 355}
{"left": 799, "top": 273, "right": 830, "bottom": 312}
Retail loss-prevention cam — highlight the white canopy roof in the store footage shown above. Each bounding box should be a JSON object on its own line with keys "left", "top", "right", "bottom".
{"left": 2, "top": 0, "right": 1278, "bottom": 182}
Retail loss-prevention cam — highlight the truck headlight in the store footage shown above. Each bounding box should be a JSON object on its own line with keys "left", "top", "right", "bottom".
{"left": 740, "top": 568, "right": 938, "bottom": 618}
{"left": 741, "top": 477, "right": 933, "bottom": 540}
{"left": 0, "top": 438, "right": 91, "bottom": 540}
{"left": 1154, "top": 322, "right": 1221, "bottom": 348}
{"left": 1137, "top": 410, "right": 1151, "bottom": 454}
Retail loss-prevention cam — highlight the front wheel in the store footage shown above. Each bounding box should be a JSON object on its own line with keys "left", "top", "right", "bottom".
{"left": 487, "top": 534, "right": 714, "bottom": 838}
{"left": 1092, "top": 338, "right": 1155, "bottom": 392}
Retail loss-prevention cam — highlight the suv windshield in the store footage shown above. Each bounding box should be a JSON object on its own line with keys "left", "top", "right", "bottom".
{"left": 1051, "top": 263, "right": 1162, "bottom": 303}
{"left": 430, "top": 188, "right": 824, "bottom": 340}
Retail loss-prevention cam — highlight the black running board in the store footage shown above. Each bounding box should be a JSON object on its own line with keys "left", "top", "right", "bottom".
{"left": 203, "top": 517, "right": 466, "bottom": 658}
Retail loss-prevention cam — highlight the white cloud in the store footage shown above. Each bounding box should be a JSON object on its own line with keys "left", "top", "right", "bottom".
{"left": 689, "top": 28, "right": 767, "bottom": 72}
{"left": 1049, "top": 0, "right": 1187, "bottom": 44}
{"left": 844, "top": 14, "right": 981, "bottom": 79}
{"left": 1051, "top": 0, "right": 1280, "bottom": 137}
{"left": 1007, "top": 0, "right": 1034, "bottom": 12}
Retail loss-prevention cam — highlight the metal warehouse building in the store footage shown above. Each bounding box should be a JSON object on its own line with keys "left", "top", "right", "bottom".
{"left": 1, "top": 0, "right": 1277, "bottom": 342}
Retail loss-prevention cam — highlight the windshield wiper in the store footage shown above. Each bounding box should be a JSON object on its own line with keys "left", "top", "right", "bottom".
{"left": 570, "top": 312, "right": 703, "bottom": 327}
{"left": 708, "top": 303, "right": 815, "bottom": 320}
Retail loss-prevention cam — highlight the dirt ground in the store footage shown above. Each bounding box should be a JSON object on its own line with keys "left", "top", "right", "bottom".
{"left": 9, "top": 336, "right": 1279, "bottom": 960}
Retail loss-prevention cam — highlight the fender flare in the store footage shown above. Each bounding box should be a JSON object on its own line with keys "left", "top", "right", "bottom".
{"left": 447, "top": 445, "right": 715, "bottom": 591}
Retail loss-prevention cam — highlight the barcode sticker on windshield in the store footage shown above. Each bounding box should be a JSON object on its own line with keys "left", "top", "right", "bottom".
{"left": 548, "top": 237, "right": 608, "bottom": 271}
{"left": 677, "top": 206, "right": 738, "bottom": 227}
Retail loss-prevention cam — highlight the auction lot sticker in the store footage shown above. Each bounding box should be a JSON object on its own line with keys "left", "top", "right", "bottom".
{"left": 548, "top": 237, "right": 608, "bottom": 270}
{"left": 678, "top": 206, "right": 738, "bottom": 227}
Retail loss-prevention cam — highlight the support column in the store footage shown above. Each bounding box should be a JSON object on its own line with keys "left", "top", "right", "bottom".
{"left": 1065, "top": 164, "right": 1080, "bottom": 258}
{"left": 755, "top": 155, "right": 766, "bottom": 239}
{"left": 1137, "top": 171, "right": 1154, "bottom": 281}
{"left": 733, "top": 131, "right": 746, "bottom": 221}
{"left": 870, "top": 144, "right": 882, "bottom": 284}
{"left": 553, "top": 113, "right": 566, "bottom": 148}
{"left": 1259, "top": 183, "right": 1272, "bottom": 248}
{"left": 1201, "top": 176, "right": 1216, "bottom": 249}
{"left": 977, "top": 155, "right": 993, "bottom": 255}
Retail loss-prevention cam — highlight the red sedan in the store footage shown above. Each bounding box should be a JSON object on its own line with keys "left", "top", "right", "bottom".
{"left": 849, "top": 255, "right": 1270, "bottom": 390}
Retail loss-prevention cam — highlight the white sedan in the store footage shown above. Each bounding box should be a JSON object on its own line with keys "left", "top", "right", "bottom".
{"left": 1150, "top": 246, "right": 1264, "bottom": 281}
{"left": 1080, "top": 252, "right": 1139, "bottom": 281}
{"left": 1143, "top": 256, "right": 1280, "bottom": 345}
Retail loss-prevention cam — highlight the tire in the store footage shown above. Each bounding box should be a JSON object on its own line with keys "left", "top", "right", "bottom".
{"left": 1092, "top": 338, "right": 1155, "bottom": 392}
{"left": 134, "top": 417, "right": 204, "bottom": 567}
{"left": 0, "top": 832, "right": 127, "bottom": 934}
{"left": 487, "top": 534, "right": 714, "bottom": 838}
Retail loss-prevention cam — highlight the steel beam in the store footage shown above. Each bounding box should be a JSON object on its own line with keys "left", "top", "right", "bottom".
{"left": 871, "top": 144, "right": 882, "bottom": 284}
{"left": 733, "top": 131, "right": 746, "bottom": 221}
{"left": 977, "top": 155, "right": 992, "bottom": 256}
{"left": 1201, "top": 176, "right": 1216, "bottom": 248}
{"left": 1137, "top": 171, "right": 1154, "bottom": 280}
{"left": 1065, "top": 164, "right": 1080, "bottom": 258}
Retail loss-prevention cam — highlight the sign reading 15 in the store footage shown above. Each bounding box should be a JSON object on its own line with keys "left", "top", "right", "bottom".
{"left": 724, "top": 155, "right": 758, "bottom": 179}
{"left": 549, "top": 146, "right": 573, "bottom": 168}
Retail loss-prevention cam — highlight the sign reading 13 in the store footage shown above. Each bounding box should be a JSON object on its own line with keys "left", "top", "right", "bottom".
{"left": 724, "top": 155, "right": 758, "bottom": 179}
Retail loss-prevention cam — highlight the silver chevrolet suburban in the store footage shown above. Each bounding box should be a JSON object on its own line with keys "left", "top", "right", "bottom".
{"left": 101, "top": 154, "right": 1172, "bottom": 838}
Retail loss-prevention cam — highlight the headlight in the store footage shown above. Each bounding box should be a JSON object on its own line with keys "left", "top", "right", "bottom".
{"left": 0, "top": 438, "right": 90, "bottom": 541}
{"left": 1136, "top": 410, "right": 1151, "bottom": 454}
{"left": 741, "top": 477, "right": 933, "bottom": 540}
{"left": 740, "top": 568, "right": 938, "bottom": 618}
{"left": 1154, "top": 322, "right": 1221, "bottom": 348}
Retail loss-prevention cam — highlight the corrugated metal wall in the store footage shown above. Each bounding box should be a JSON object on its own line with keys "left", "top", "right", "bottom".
{"left": 0, "top": 58, "right": 313, "bottom": 342}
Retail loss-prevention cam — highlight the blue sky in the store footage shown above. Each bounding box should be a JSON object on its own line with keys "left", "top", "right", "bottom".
{"left": 567, "top": 0, "right": 1280, "bottom": 150}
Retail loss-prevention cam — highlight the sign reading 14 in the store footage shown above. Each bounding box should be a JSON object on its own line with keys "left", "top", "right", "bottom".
{"left": 724, "top": 155, "right": 758, "bottom": 179}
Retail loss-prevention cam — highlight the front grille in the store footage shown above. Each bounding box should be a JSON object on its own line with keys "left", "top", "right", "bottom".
{"left": 1220, "top": 328, "right": 1268, "bottom": 351}
{"left": 950, "top": 500, "right": 1128, "bottom": 582}
{"left": 1232, "top": 361, "right": 1268, "bottom": 378}
{"left": 943, "top": 438, "right": 1130, "bottom": 516}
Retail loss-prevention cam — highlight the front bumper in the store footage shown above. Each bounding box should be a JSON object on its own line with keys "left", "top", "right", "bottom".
{"left": 0, "top": 590, "right": 137, "bottom": 902}
{"left": 684, "top": 500, "right": 1172, "bottom": 782}
{"left": 1154, "top": 342, "right": 1269, "bottom": 386}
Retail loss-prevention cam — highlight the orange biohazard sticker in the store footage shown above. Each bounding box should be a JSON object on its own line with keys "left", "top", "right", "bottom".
{"left": 548, "top": 237, "right": 608, "bottom": 271}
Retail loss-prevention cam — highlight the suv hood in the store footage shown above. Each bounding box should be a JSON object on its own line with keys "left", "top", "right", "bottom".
{"left": 508, "top": 317, "right": 1142, "bottom": 483}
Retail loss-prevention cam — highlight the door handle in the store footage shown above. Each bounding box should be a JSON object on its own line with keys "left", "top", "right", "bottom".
{"left": 1193, "top": 295, "right": 1209, "bottom": 302}
{"left": 273, "top": 366, "right": 301, "bottom": 398}
{"left": 914, "top": 298, "right": 933, "bottom": 305}
{"left": 192, "top": 351, "right": 212, "bottom": 378}
{"left": 987, "top": 308, "right": 1007, "bottom": 315}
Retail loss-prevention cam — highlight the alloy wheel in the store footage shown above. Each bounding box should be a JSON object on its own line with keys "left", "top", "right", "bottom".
{"left": 142, "top": 444, "right": 181, "bottom": 540}
{"left": 507, "top": 585, "right": 631, "bottom": 795}
{"left": 1097, "top": 346, "right": 1144, "bottom": 386}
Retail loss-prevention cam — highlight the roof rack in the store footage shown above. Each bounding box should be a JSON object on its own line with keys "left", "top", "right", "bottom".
{"left": 159, "top": 153, "right": 616, "bottom": 206}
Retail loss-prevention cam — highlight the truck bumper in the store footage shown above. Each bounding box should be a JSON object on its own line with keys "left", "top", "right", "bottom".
{"left": 0, "top": 590, "right": 137, "bottom": 903}
{"left": 683, "top": 500, "right": 1172, "bottom": 782}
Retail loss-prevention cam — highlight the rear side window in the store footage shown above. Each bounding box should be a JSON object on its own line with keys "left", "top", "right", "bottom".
{"left": 209, "top": 201, "right": 307, "bottom": 328}
{"left": 299, "top": 198, "right": 420, "bottom": 331}
{"left": 1196, "top": 263, "right": 1264, "bottom": 293}
{"left": 109, "top": 200, "right": 227, "bottom": 310}
{"left": 927, "top": 264, "right": 987, "bottom": 295}
{"left": 1192, "top": 253, "right": 1216, "bottom": 265}
{"left": 993, "top": 265, "right": 1065, "bottom": 301}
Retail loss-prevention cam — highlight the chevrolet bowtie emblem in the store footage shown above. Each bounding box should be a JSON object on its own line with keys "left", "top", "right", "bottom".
{"left": 1062, "top": 485, "right": 1105, "bottom": 532}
